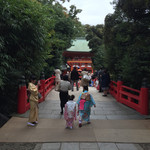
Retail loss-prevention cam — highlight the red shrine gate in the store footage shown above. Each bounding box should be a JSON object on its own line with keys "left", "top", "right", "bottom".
{"left": 63, "top": 51, "right": 93, "bottom": 72}
{"left": 63, "top": 37, "right": 93, "bottom": 72}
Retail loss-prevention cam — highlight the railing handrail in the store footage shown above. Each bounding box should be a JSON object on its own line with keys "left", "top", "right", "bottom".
{"left": 109, "top": 80, "right": 149, "bottom": 115}
{"left": 45, "top": 76, "right": 55, "bottom": 83}
{"left": 111, "top": 80, "right": 117, "bottom": 85}
{"left": 121, "top": 85, "right": 140, "bottom": 94}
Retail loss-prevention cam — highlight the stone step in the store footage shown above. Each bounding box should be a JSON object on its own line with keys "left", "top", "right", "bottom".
{"left": 0, "top": 117, "right": 150, "bottom": 143}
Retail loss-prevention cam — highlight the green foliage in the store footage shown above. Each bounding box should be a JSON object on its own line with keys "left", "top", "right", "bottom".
{"left": 0, "top": 0, "right": 54, "bottom": 114}
{"left": 69, "top": 5, "right": 82, "bottom": 19}
{"left": 85, "top": 24, "right": 105, "bottom": 70}
{"left": 92, "top": 45, "right": 105, "bottom": 70}
{"left": 0, "top": 0, "right": 83, "bottom": 115}
{"left": 43, "top": 1, "right": 83, "bottom": 77}
{"left": 104, "top": 0, "right": 150, "bottom": 88}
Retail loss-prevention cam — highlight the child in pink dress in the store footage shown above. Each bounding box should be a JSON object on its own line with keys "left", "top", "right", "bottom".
{"left": 64, "top": 95, "right": 76, "bottom": 129}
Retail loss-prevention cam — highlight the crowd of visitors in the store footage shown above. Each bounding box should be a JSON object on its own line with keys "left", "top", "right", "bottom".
{"left": 27, "top": 66, "right": 110, "bottom": 128}
{"left": 52, "top": 66, "right": 110, "bottom": 128}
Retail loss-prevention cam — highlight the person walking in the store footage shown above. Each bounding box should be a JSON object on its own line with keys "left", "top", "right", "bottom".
{"left": 77, "top": 67, "right": 82, "bottom": 80}
{"left": 98, "top": 67, "right": 103, "bottom": 92}
{"left": 59, "top": 75, "right": 71, "bottom": 115}
{"left": 77, "top": 86, "right": 96, "bottom": 127}
{"left": 64, "top": 95, "right": 76, "bottom": 129}
{"left": 54, "top": 69, "right": 61, "bottom": 91}
{"left": 70, "top": 67, "right": 79, "bottom": 91}
{"left": 80, "top": 68, "right": 89, "bottom": 91}
{"left": 27, "top": 75, "right": 39, "bottom": 126}
{"left": 101, "top": 69, "right": 110, "bottom": 96}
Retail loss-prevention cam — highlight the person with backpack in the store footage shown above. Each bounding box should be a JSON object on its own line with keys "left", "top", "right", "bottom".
{"left": 76, "top": 86, "right": 96, "bottom": 127}
{"left": 80, "top": 68, "right": 90, "bottom": 91}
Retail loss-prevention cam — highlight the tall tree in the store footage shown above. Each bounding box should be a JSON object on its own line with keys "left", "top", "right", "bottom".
{"left": 0, "top": 0, "right": 54, "bottom": 114}
{"left": 0, "top": 0, "right": 84, "bottom": 117}
{"left": 104, "top": 0, "right": 150, "bottom": 88}
{"left": 37, "top": 0, "right": 83, "bottom": 77}
{"left": 85, "top": 24, "right": 105, "bottom": 70}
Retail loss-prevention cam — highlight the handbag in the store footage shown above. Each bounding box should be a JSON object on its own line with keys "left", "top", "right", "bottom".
{"left": 83, "top": 74, "right": 90, "bottom": 81}
{"left": 38, "top": 92, "right": 42, "bottom": 99}
{"left": 55, "top": 82, "right": 60, "bottom": 92}
{"left": 27, "top": 90, "right": 31, "bottom": 99}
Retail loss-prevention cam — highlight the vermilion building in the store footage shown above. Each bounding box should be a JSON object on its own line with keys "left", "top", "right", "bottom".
{"left": 63, "top": 38, "right": 93, "bottom": 72}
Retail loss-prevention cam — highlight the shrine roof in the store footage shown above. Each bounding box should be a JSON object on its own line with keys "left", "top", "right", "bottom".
{"left": 66, "top": 38, "right": 91, "bottom": 52}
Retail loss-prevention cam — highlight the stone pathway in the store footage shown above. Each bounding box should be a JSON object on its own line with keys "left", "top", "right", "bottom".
{"left": 1, "top": 87, "right": 150, "bottom": 150}
{"left": 18, "top": 87, "right": 145, "bottom": 120}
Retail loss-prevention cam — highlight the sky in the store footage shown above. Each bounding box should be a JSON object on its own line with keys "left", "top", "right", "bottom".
{"left": 61, "top": 0, "right": 115, "bottom": 25}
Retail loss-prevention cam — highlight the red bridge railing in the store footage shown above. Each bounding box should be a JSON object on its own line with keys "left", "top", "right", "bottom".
{"left": 18, "top": 75, "right": 55, "bottom": 114}
{"left": 109, "top": 80, "right": 149, "bottom": 115}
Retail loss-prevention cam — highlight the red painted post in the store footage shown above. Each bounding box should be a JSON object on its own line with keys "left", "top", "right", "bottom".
{"left": 117, "top": 78, "right": 123, "bottom": 102}
{"left": 140, "top": 78, "right": 149, "bottom": 115}
{"left": 18, "top": 76, "right": 27, "bottom": 114}
{"left": 40, "top": 72, "right": 45, "bottom": 100}
{"left": 109, "top": 81, "right": 113, "bottom": 95}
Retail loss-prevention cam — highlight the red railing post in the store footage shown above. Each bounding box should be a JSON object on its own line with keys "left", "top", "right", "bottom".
{"left": 18, "top": 76, "right": 27, "bottom": 114}
{"left": 109, "top": 81, "right": 113, "bottom": 95}
{"left": 117, "top": 78, "right": 123, "bottom": 102}
{"left": 140, "top": 78, "right": 149, "bottom": 115}
{"left": 40, "top": 72, "right": 45, "bottom": 100}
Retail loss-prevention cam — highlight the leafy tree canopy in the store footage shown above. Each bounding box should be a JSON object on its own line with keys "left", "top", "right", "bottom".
{"left": 0, "top": 0, "right": 83, "bottom": 115}
{"left": 85, "top": 24, "right": 105, "bottom": 70}
{"left": 104, "top": 0, "right": 150, "bottom": 88}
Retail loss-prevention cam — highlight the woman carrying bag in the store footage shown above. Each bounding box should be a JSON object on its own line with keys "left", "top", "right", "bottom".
{"left": 27, "top": 75, "right": 39, "bottom": 126}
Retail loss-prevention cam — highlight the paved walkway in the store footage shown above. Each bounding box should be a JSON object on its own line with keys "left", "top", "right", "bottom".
{"left": 17, "top": 87, "right": 146, "bottom": 120}
{"left": 0, "top": 87, "right": 150, "bottom": 150}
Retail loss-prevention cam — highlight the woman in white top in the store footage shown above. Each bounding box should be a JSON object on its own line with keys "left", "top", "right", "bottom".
{"left": 54, "top": 69, "right": 61, "bottom": 91}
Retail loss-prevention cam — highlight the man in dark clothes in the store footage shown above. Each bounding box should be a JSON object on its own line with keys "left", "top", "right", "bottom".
{"left": 101, "top": 69, "right": 110, "bottom": 96}
{"left": 70, "top": 67, "right": 79, "bottom": 91}
{"left": 59, "top": 75, "right": 71, "bottom": 114}
{"left": 98, "top": 68, "right": 103, "bottom": 92}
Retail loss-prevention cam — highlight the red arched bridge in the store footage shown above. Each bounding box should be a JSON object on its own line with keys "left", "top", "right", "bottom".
{"left": 18, "top": 75, "right": 149, "bottom": 115}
